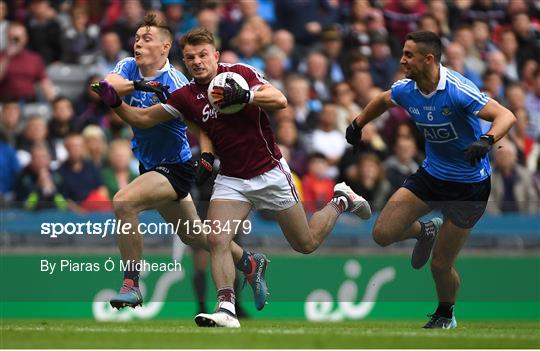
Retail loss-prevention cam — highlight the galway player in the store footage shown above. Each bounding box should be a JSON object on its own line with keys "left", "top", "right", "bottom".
{"left": 92, "top": 27, "right": 371, "bottom": 328}
{"left": 346, "top": 31, "right": 516, "bottom": 328}
{"left": 103, "top": 16, "right": 267, "bottom": 311}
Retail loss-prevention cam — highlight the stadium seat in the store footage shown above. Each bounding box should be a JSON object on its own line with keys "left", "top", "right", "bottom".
{"left": 47, "top": 63, "right": 90, "bottom": 100}
{"left": 22, "top": 102, "right": 52, "bottom": 120}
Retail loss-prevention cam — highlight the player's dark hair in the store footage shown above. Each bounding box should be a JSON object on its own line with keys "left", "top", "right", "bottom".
{"left": 180, "top": 27, "right": 215, "bottom": 50}
{"left": 405, "top": 31, "right": 442, "bottom": 63}
{"left": 137, "top": 13, "right": 173, "bottom": 43}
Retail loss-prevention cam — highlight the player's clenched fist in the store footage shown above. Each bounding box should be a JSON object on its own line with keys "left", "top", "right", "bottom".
{"left": 210, "top": 77, "right": 253, "bottom": 108}
{"left": 345, "top": 120, "right": 363, "bottom": 147}
{"left": 91, "top": 80, "right": 122, "bottom": 108}
{"left": 133, "top": 79, "right": 171, "bottom": 103}
{"left": 464, "top": 134, "right": 494, "bottom": 166}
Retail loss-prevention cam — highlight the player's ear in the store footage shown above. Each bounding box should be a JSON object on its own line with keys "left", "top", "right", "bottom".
{"left": 215, "top": 50, "right": 220, "bottom": 62}
{"left": 162, "top": 40, "right": 171, "bottom": 54}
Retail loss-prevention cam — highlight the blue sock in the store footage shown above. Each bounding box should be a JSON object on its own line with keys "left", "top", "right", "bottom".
{"left": 123, "top": 262, "right": 140, "bottom": 287}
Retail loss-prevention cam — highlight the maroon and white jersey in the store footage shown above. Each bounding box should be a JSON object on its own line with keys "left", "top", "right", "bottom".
{"left": 162, "top": 63, "right": 282, "bottom": 179}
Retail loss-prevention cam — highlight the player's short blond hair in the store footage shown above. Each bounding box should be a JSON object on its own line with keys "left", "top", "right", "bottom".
{"left": 180, "top": 27, "right": 215, "bottom": 50}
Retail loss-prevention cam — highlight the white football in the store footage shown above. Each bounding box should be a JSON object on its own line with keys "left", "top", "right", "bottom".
{"left": 207, "top": 72, "right": 250, "bottom": 114}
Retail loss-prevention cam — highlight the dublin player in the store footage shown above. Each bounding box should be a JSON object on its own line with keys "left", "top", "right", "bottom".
{"left": 92, "top": 27, "right": 371, "bottom": 328}
{"left": 346, "top": 31, "right": 516, "bottom": 328}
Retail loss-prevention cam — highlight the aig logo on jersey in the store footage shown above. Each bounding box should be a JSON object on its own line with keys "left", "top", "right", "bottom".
{"left": 416, "top": 122, "right": 458, "bottom": 143}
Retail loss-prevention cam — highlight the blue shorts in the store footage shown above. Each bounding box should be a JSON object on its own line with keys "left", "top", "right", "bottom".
{"left": 139, "top": 161, "right": 195, "bottom": 200}
{"left": 402, "top": 167, "right": 491, "bottom": 229}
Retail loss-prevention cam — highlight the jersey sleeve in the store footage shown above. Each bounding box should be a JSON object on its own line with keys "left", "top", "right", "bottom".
{"left": 453, "top": 79, "right": 490, "bottom": 116}
{"left": 390, "top": 79, "right": 410, "bottom": 107}
{"left": 110, "top": 57, "right": 136, "bottom": 80}
{"left": 233, "top": 64, "right": 268, "bottom": 90}
{"left": 161, "top": 88, "right": 185, "bottom": 120}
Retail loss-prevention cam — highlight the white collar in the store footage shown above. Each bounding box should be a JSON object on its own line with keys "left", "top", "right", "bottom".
{"left": 414, "top": 65, "right": 447, "bottom": 97}
{"left": 139, "top": 59, "right": 171, "bottom": 80}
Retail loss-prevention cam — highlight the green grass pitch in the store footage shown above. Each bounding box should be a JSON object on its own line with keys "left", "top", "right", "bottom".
{"left": 1, "top": 319, "right": 539, "bottom": 348}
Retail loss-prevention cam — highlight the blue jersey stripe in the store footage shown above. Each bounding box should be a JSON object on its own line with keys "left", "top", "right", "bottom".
{"left": 111, "top": 57, "right": 134, "bottom": 75}
{"left": 169, "top": 68, "right": 185, "bottom": 88}
{"left": 446, "top": 72, "right": 487, "bottom": 102}
{"left": 447, "top": 76, "right": 488, "bottom": 105}
{"left": 446, "top": 74, "right": 485, "bottom": 101}
{"left": 391, "top": 79, "right": 411, "bottom": 88}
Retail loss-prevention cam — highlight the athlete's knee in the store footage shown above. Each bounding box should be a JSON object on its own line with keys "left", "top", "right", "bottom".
{"left": 430, "top": 256, "right": 453, "bottom": 275}
{"left": 179, "top": 232, "right": 207, "bottom": 250}
{"left": 372, "top": 222, "right": 395, "bottom": 247}
{"left": 112, "top": 190, "right": 141, "bottom": 216}
{"left": 290, "top": 238, "right": 317, "bottom": 254}
{"left": 207, "top": 231, "right": 231, "bottom": 252}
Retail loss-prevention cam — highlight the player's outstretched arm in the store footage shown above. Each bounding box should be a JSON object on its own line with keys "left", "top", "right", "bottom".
{"left": 105, "top": 73, "right": 137, "bottom": 97}
{"left": 252, "top": 84, "right": 288, "bottom": 111}
{"left": 476, "top": 99, "right": 516, "bottom": 142}
{"left": 346, "top": 90, "right": 394, "bottom": 146}
{"left": 91, "top": 80, "right": 174, "bottom": 129}
{"left": 352, "top": 90, "right": 394, "bottom": 129}
{"left": 105, "top": 74, "right": 170, "bottom": 103}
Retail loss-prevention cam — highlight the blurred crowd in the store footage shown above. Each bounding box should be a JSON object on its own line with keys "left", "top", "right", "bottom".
{"left": 1, "top": 0, "right": 539, "bottom": 214}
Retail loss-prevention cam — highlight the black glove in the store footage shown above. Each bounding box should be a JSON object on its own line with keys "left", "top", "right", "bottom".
{"left": 210, "top": 77, "right": 252, "bottom": 108}
{"left": 345, "top": 120, "right": 363, "bottom": 148}
{"left": 195, "top": 152, "right": 215, "bottom": 186}
{"left": 464, "top": 134, "right": 494, "bottom": 166}
{"left": 133, "top": 79, "right": 171, "bottom": 103}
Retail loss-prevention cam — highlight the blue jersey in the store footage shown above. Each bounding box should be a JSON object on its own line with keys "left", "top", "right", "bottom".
{"left": 390, "top": 66, "right": 490, "bottom": 182}
{"left": 111, "top": 57, "right": 191, "bottom": 169}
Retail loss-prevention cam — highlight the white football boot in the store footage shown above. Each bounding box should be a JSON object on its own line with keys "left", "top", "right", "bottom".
{"left": 194, "top": 304, "right": 240, "bottom": 328}
{"left": 333, "top": 182, "right": 372, "bottom": 219}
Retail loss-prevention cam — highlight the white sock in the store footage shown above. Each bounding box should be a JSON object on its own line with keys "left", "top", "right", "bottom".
{"left": 330, "top": 195, "right": 349, "bottom": 214}
{"left": 218, "top": 301, "right": 236, "bottom": 315}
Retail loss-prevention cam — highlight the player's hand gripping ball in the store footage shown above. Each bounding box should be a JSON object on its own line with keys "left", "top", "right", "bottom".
{"left": 208, "top": 72, "right": 252, "bottom": 114}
